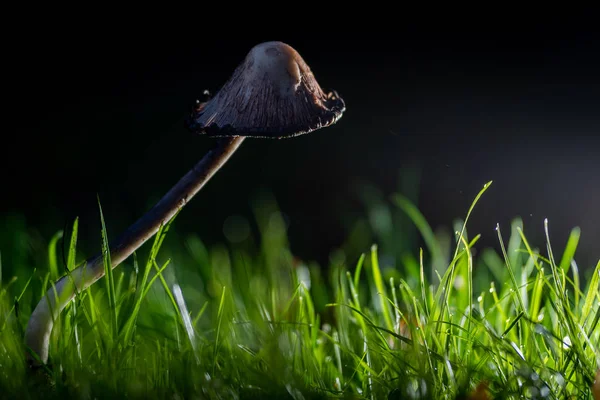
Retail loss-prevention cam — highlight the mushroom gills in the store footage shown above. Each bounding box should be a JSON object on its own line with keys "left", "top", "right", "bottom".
{"left": 185, "top": 41, "right": 346, "bottom": 139}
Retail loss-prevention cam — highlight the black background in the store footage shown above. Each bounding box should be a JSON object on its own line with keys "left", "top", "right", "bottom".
{"left": 2, "top": 22, "right": 599, "bottom": 270}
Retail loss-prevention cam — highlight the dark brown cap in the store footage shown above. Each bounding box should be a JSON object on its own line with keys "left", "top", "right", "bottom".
{"left": 185, "top": 41, "right": 345, "bottom": 139}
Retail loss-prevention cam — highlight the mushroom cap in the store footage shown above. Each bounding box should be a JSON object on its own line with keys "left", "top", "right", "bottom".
{"left": 185, "top": 41, "right": 346, "bottom": 139}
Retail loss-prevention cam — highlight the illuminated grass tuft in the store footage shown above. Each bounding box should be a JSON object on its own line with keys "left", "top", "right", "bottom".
{"left": 0, "top": 183, "right": 598, "bottom": 399}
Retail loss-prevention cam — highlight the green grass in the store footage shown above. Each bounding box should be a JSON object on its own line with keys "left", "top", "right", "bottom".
{"left": 1, "top": 182, "right": 599, "bottom": 399}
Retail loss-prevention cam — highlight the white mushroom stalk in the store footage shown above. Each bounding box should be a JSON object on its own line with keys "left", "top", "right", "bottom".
{"left": 24, "top": 41, "right": 345, "bottom": 366}
{"left": 24, "top": 137, "right": 244, "bottom": 365}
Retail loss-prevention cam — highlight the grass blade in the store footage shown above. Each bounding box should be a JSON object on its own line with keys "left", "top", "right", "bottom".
{"left": 67, "top": 217, "right": 79, "bottom": 272}
{"left": 581, "top": 261, "right": 600, "bottom": 329}
{"left": 453, "top": 181, "right": 493, "bottom": 260}
{"left": 48, "top": 230, "right": 63, "bottom": 280}
{"left": 369, "top": 245, "right": 394, "bottom": 332}
{"left": 98, "top": 197, "right": 118, "bottom": 338}
{"left": 121, "top": 215, "right": 177, "bottom": 344}
{"left": 353, "top": 253, "right": 366, "bottom": 293}
{"left": 213, "top": 286, "right": 227, "bottom": 374}
{"left": 559, "top": 227, "right": 580, "bottom": 275}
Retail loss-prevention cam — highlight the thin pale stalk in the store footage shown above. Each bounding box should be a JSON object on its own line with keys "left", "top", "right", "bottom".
{"left": 24, "top": 137, "right": 246, "bottom": 365}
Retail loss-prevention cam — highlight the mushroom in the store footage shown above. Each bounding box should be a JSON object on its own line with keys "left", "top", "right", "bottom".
{"left": 185, "top": 41, "right": 345, "bottom": 138}
{"left": 24, "top": 40, "right": 346, "bottom": 366}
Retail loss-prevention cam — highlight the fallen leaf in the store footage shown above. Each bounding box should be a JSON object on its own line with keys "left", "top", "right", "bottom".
{"left": 468, "top": 381, "right": 491, "bottom": 400}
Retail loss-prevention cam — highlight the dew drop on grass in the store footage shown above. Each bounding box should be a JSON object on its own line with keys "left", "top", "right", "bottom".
{"left": 477, "top": 295, "right": 483, "bottom": 302}
{"left": 562, "top": 336, "right": 571, "bottom": 350}
{"left": 540, "top": 386, "right": 550, "bottom": 398}
{"left": 537, "top": 312, "right": 544, "bottom": 322}
{"left": 296, "top": 264, "right": 311, "bottom": 289}
{"left": 454, "top": 276, "right": 464, "bottom": 289}
{"left": 553, "top": 373, "right": 565, "bottom": 387}
{"left": 334, "top": 377, "right": 341, "bottom": 390}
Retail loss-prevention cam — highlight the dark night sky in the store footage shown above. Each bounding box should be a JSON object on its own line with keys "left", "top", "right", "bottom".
{"left": 2, "top": 25, "right": 599, "bottom": 270}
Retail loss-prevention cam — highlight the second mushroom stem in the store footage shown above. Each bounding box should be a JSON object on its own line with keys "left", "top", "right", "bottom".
{"left": 24, "top": 136, "right": 246, "bottom": 365}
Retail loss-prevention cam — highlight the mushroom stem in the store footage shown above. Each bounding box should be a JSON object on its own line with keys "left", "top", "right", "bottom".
{"left": 24, "top": 136, "right": 246, "bottom": 366}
